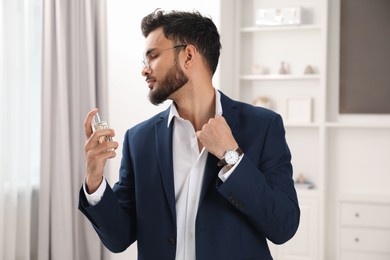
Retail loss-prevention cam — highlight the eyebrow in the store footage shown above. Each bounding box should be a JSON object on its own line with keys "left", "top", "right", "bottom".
{"left": 145, "top": 48, "right": 157, "bottom": 57}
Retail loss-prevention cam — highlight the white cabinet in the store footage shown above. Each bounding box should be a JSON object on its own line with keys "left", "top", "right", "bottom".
{"left": 337, "top": 198, "right": 390, "bottom": 260}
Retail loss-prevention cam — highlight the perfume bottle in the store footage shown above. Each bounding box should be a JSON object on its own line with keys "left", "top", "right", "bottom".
{"left": 92, "top": 112, "right": 113, "bottom": 144}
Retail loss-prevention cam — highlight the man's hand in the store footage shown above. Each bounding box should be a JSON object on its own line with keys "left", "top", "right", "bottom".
{"left": 84, "top": 108, "right": 119, "bottom": 193}
{"left": 196, "top": 115, "right": 238, "bottom": 159}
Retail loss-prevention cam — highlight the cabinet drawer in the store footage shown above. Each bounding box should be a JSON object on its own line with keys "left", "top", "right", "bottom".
{"left": 341, "top": 203, "right": 390, "bottom": 228}
{"left": 341, "top": 227, "right": 390, "bottom": 253}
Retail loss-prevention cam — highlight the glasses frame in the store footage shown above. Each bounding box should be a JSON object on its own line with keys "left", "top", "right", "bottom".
{"left": 142, "top": 44, "right": 187, "bottom": 70}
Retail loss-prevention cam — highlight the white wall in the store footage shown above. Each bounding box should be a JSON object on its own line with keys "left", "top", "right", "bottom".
{"left": 106, "top": 1, "right": 221, "bottom": 259}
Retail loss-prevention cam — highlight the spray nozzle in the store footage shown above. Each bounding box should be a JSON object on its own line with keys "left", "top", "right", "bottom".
{"left": 95, "top": 112, "right": 102, "bottom": 124}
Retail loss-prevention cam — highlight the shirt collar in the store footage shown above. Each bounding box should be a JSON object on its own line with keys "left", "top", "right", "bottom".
{"left": 167, "top": 88, "right": 223, "bottom": 127}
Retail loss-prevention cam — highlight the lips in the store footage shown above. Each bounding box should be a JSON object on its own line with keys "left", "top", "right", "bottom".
{"left": 146, "top": 77, "right": 156, "bottom": 89}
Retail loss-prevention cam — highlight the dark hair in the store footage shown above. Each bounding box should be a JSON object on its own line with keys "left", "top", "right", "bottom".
{"left": 141, "top": 9, "right": 222, "bottom": 75}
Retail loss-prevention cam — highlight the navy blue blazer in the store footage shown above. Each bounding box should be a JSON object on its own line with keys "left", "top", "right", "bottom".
{"left": 79, "top": 91, "right": 300, "bottom": 260}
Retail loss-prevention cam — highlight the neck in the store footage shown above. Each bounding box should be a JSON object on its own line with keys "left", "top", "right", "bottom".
{"left": 173, "top": 85, "right": 216, "bottom": 131}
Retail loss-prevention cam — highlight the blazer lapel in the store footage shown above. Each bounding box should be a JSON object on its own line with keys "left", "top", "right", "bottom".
{"left": 219, "top": 92, "right": 240, "bottom": 133}
{"left": 199, "top": 92, "right": 240, "bottom": 205}
{"left": 155, "top": 110, "right": 176, "bottom": 220}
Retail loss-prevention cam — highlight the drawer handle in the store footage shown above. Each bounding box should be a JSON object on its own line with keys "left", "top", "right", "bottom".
{"left": 354, "top": 237, "right": 359, "bottom": 243}
{"left": 355, "top": 213, "right": 360, "bottom": 218}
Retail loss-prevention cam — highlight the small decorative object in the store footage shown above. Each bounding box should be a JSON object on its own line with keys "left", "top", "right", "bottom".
{"left": 251, "top": 65, "right": 269, "bottom": 75}
{"left": 255, "top": 7, "right": 303, "bottom": 26}
{"left": 279, "top": 61, "right": 289, "bottom": 74}
{"left": 253, "top": 96, "right": 272, "bottom": 109}
{"left": 286, "top": 96, "right": 312, "bottom": 123}
{"left": 295, "top": 173, "right": 314, "bottom": 189}
{"left": 304, "top": 65, "right": 315, "bottom": 74}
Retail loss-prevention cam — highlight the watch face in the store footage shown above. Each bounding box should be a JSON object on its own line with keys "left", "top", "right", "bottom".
{"left": 225, "top": 150, "right": 239, "bottom": 165}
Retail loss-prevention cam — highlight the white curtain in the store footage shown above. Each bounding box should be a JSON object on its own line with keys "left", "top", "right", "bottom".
{"left": 0, "top": 0, "right": 42, "bottom": 259}
{"left": 38, "top": 0, "right": 108, "bottom": 259}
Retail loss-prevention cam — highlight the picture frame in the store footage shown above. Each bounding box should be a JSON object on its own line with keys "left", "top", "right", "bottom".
{"left": 286, "top": 96, "right": 312, "bottom": 123}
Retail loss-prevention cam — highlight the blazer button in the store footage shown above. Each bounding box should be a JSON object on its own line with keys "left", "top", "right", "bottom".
{"left": 168, "top": 237, "right": 176, "bottom": 245}
{"left": 228, "top": 192, "right": 236, "bottom": 203}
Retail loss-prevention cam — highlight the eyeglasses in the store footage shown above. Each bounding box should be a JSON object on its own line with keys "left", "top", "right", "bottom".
{"left": 142, "top": 44, "right": 187, "bottom": 70}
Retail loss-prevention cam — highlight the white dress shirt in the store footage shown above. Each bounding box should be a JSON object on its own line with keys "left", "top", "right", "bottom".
{"left": 83, "top": 89, "right": 243, "bottom": 259}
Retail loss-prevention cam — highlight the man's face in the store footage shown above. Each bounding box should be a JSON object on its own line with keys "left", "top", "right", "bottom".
{"left": 142, "top": 28, "right": 188, "bottom": 105}
{"left": 148, "top": 57, "right": 188, "bottom": 105}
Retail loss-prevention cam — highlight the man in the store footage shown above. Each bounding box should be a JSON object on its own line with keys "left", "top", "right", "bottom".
{"left": 79, "top": 10, "right": 300, "bottom": 260}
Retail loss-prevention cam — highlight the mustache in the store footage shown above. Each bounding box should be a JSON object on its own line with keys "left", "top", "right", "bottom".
{"left": 146, "top": 76, "right": 155, "bottom": 82}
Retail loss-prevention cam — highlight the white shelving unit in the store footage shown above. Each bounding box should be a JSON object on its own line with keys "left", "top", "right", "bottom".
{"left": 220, "top": 0, "right": 328, "bottom": 259}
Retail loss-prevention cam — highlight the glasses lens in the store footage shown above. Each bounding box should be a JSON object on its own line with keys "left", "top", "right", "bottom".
{"left": 142, "top": 56, "right": 149, "bottom": 69}
{"left": 142, "top": 45, "right": 186, "bottom": 70}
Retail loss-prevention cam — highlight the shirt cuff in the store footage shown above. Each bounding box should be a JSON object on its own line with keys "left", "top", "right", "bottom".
{"left": 218, "top": 154, "right": 244, "bottom": 182}
{"left": 83, "top": 178, "right": 107, "bottom": 206}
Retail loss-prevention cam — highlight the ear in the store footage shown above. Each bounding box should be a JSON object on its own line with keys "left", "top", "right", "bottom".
{"left": 183, "top": 45, "right": 197, "bottom": 69}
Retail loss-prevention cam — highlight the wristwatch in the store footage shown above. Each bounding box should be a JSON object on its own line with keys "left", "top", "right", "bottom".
{"left": 218, "top": 147, "right": 243, "bottom": 167}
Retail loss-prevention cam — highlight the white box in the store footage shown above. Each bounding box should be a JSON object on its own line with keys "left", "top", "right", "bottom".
{"left": 255, "top": 7, "right": 302, "bottom": 26}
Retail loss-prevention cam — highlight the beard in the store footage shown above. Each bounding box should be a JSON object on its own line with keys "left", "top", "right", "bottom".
{"left": 148, "top": 61, "right": 188, "bottom": 105}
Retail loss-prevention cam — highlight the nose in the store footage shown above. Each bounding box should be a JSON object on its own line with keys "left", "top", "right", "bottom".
{"left": 141, "top": 66, "right": 151, "bottom": 77}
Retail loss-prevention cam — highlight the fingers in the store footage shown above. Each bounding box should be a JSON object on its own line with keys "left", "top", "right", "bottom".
{"left": 85, "top": 129, "right": 118, "bottom": 154}
{"left": 202, "top": 115, "right": 229, "bottom": 131}
{"left": 84, "top": 108, "right": 99, "bottom": 139}
{"left": 85, "top": 141, "right": 118, "bottom": 162}
{"left": 199, "top": 115, "right": 230, "bottom": 136}
{"left": 84, "top": 137, "right": 119, "bottom": 192}
{"left": 196, "top": 115, "right": 237, "bottom": 158}
{"left": 214, "top": 114, "right": 226, "bottom": 122}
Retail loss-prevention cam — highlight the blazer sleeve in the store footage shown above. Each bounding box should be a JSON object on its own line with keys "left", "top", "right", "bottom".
{"left": 217, "top": 113, "right": 300, "bottom": 244}
{"left": 78, "top": 130, "right": 137, "bottom": 253}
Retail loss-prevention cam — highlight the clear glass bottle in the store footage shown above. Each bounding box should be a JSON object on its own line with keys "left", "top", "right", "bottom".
{"left": 92, "top": 112, "right": 113, "bottom": 144}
